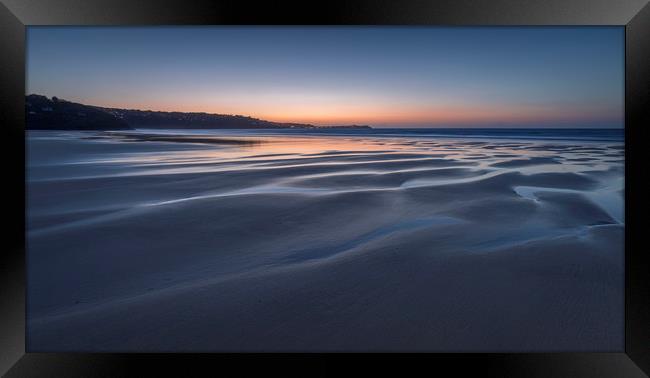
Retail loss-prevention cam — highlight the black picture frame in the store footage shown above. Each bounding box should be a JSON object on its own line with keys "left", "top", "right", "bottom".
{"left": 1, "top": 0, "right": 648, "bottom": 376}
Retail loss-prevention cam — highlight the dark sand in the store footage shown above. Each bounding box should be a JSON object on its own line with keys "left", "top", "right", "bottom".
{"left": 26, "top": 130, "right": 624, "bottom": 351}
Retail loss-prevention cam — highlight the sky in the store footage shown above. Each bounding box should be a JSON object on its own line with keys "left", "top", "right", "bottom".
{"left": 26, "top": 26, "right": 624, "bottom": 128}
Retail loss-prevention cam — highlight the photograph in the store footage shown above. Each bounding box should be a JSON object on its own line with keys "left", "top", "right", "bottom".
{"left": 25, "top": 26, "right": 625, "bottom": 352}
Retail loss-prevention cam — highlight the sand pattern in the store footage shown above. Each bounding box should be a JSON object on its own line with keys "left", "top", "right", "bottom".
{"left": 27, "top": 130, "right": 624, "bottom": 351}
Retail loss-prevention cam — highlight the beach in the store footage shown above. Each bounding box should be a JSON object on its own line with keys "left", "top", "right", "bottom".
{"left": 26, "top": 129, "right": 624, "bottom": 351}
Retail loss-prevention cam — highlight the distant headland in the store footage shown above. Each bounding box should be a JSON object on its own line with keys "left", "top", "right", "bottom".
{"left": 25, "top": 95, "right": 372, "bottom": 131}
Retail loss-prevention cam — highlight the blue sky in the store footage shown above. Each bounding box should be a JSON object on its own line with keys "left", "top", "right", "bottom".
{"left": 26, "top": 26, "right": 624, "bottom": 128}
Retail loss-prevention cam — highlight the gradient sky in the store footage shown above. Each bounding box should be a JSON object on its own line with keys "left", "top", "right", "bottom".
{"left": 26, "top": 26, "right": 624, "bottom": 128}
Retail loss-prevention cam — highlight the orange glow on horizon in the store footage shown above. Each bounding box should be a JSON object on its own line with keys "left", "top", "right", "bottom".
{"left": 68, "top": 95, "right": 621, "bottom": 127}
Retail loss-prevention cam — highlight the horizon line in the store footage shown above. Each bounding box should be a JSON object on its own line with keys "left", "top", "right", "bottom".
{"left": 26, "top": 93, "right": 624, "bottom": 129}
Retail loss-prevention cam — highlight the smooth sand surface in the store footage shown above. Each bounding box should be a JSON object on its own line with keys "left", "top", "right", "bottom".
{"left": 26, "top": 130, "right": 624, "bottom": 351}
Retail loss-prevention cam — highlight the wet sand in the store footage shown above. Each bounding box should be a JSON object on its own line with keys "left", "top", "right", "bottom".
{"left": 26, "top": 130, "right": 624, "bottom": 351}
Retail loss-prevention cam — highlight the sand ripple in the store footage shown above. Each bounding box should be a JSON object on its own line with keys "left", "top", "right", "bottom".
{"left": 26, "top": 131, "right": 624, "bottom": 351}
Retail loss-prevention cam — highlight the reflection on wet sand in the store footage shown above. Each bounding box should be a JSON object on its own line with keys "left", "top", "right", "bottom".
{"left": 27, "top": 130, "right": 624, "bottom": 352}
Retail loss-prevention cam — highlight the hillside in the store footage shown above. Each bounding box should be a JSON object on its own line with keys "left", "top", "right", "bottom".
{"left": 26, "top": 95, "right": 131, "bottom": 130}
{"left": 26, "top": 95, "right": 371, "bottom": 130}
{"left": 97, "top": 106, "right": 314, "bottom": 129}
